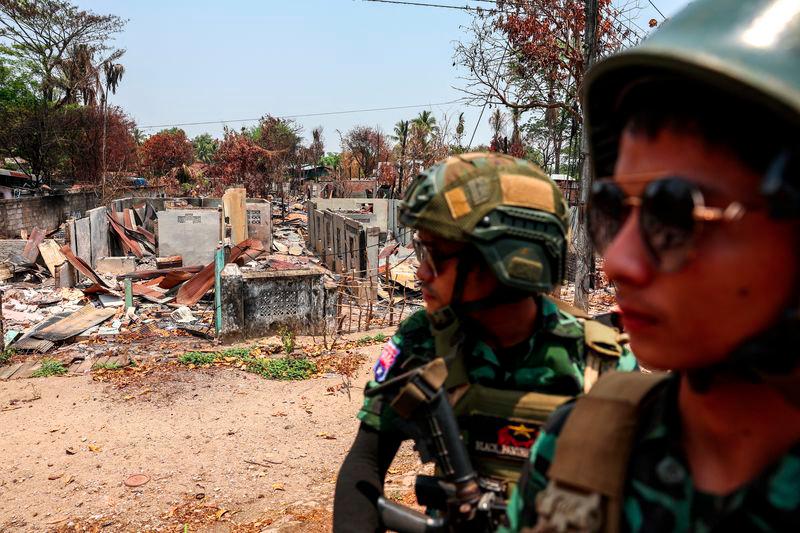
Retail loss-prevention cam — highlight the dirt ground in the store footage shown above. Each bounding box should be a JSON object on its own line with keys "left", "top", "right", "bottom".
{"left": 0, "top": 332, "right": 423, "bottom": 533}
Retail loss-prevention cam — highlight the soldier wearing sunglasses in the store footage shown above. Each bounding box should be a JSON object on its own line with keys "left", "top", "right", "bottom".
{"left": 333, "top": 152, "right": 637, "bottom": 531}
{"left": 505, "top": 0, "right": 800, "bottom": 532}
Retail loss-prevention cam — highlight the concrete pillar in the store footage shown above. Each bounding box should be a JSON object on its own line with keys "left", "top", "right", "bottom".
{"left": 219, "top": 263, "right": 244, "bottom": 341}
{"left": 365, "top": 226, "right": 380, "bottom": 281}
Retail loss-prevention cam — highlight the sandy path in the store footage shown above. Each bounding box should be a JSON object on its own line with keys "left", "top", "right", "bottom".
{"left": 0, "top": 341, "right": 421, "bottom": 532}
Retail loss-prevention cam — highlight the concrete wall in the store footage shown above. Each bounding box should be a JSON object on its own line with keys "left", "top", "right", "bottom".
{"left": 0, "top": 239, "right": 26, "bottom": 262}
{"left": 219, "top": 265, "right": 336, "bottom": 340}
{"left": 0, "top": 188, "right": 165, "bottom": 239}
{"left": 157, "top": 209, "right": 222, "bottom": 267}
{"left": 309, "top": 198, "right": 410, "bottom": 244}
{"left": 307, "top": 203, "right": 380, "bottom": 279}
{"left": 0, "top": 192, "right": 100, "bottom": 238}
{"left": 245, "top": 201, "right": 273, "bottom": 251}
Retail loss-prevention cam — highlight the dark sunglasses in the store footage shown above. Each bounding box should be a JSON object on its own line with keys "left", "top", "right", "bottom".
{"left": 588, "top": 177, "right": 747, "bottom": 272}
{"left": 412, "top": 236, "right": 463, "bottom": 277}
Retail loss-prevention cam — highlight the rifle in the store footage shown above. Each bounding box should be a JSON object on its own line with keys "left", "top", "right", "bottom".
{"left": 365, "top": 358, "right": 504, "bottom": 532}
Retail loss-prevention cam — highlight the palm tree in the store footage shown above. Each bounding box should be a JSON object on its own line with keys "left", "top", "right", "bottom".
{"left": 412, "top": 110, "right": 438, "bottom": 139}
{"left": 455, "top": 112, "right": 465, "bottom": 151}
{"left": 411, "top": 110, "right": 440, "bottom": 166}
{"left": 392, "top": 120, "right": 410, "bottom": 196}
{"left": 101, "top": 61, "right": 125, "bottom": 198}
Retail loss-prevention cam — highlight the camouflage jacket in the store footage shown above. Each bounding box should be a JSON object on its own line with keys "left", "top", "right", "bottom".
{"left": 504, "top": 373, "right": 800, "bottom": 532}
{"left": 358, "top": 296, "right": 637, "bottom": 434}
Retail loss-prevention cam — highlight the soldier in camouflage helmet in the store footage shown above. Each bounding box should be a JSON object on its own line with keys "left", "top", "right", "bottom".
{"left": 333, "top": 152, "right": 636, "bottom": 531}
{"left": 506, "top": 0, "right": 800, "bottom": 531}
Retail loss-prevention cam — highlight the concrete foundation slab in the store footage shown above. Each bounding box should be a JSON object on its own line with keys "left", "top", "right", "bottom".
{"left": 157, "top": 209, "right": 221, "bottom": 267}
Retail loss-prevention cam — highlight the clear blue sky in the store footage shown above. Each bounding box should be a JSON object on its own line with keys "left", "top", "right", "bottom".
{"left": 78, "top": 0, "right": 690, "bottom": 150}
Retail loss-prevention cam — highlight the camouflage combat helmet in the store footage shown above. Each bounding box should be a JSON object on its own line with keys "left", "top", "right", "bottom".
{"left": 400, "top": 152, "right": 569, "bottom": 293}
{"left": 584, "top": 0, "right": 800, "bottom": 180}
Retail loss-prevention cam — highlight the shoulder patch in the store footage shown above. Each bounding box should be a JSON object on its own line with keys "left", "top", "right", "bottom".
{"left": 373, "top": 339, "right": 401, "bottom": 383}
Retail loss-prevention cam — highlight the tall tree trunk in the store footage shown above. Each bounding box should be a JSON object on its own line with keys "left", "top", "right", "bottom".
{"left": 574, "top": 0, "right": 599, "bottom": 311}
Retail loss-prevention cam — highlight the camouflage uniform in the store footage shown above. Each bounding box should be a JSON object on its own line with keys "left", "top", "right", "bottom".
{"left": 503, "top": 0, "right": 800, "bottom": 530}
{"left": 334, "top": 153, "right": 636, "bottom": 531}
{"left": 505, "top": 374, "right": 800, "bottom": 531}
{"left": 359, "top": 299, "right": 637, "bottom": 495}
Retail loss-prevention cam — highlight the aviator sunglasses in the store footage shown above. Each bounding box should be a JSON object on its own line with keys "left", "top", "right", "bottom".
{"left": 412, "top": 236, "right": 464, "bottom": 277}
{"left": 588, "top": 176, "right": 748, "bottom": 272}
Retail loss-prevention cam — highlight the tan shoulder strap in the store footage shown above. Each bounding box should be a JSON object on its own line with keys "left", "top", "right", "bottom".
{"left": 546, "top": 371, "right": 669, "bottom": 533}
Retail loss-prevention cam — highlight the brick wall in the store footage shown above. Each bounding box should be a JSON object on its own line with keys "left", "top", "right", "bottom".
{"left": 0, "top": 192, "right": 101, "bottom": 238}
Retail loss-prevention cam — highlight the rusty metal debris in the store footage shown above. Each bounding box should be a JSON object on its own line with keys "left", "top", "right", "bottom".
{"left": 176, "top": 239, "right": 265, "bottom": 306}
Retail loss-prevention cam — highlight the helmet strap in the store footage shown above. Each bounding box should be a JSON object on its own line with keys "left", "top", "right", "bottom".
{"left": 426, "top": 248, "right": 531, "bottom": 337}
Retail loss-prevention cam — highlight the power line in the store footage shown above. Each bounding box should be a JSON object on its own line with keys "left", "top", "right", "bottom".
{"left": 647, "top": 0, "right": 666, "bottom": 19}
{"left": 362, "top": 0, "right": 500, "bottom": 13}
{"left": 139, "top": 99, "right": 466, "bottom": 130}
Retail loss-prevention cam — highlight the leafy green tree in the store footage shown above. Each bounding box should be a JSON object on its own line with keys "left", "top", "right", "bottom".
{"left": 192, "top": 133, "right": 218, "bottom": 164}
{"left": 0, "top": 0, "right": 127, "bottom": 182}
{"left": 319, "top": 152, "right": 341, "bottom": 169}
{"left": 0, "top": 0, "right": 126, "bottom": 105}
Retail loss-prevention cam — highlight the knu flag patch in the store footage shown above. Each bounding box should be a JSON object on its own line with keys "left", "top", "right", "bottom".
{"left": 373, "top": 339, "right": 400, "bottom": 382}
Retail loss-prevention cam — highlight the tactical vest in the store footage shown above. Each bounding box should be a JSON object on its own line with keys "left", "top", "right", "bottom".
{"left": 433, "top": 297, "right": 627, "bottom": 499}
{"left": 528, "top": 371, "right": 668, "bottom": 533}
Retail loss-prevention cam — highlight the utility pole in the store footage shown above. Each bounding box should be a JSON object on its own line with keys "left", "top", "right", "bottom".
{"left": 573, "top": 0, "right": 599, "bottom": 311}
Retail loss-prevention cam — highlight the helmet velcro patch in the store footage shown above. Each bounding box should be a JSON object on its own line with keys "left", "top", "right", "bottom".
{"left": 444, "top": 186, "right": 472, "bottom": 219}
{"left": 508, "top": 257, "right": 544, "bottom": 282}
{"left": 500, "top": 173, "right": 557, "bottom": 214}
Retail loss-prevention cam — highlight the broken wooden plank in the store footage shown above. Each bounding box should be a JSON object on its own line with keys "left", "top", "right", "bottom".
{"left": 175, "top": 239, "right": 265, "bottom": 306}
{"left": 22, "top": 227, "right": 45, "bottom": 263}
{"left": 33, "top": 305, "right": 116, "bottom": 342}
{"left": 38, "top": 240, "right": 66, "bottom": 277}
{"left": 14, "top": 360, "right": 40, "bottom": 379}
{"left": 0, "top": 363, "right": 23, "bottom": 380}
{"left": 156, "top": 256, "right": 183, "bottom": 269}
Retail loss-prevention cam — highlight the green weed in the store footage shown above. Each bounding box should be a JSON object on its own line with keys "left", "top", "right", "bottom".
{"left": 0, "top": 348, "right": 14, "bottom": 366}
{"left": 32, "top": 359, "right": 67, "bottom": 378}
{"left": 179, "top": 346, "right": 315, "bottom": 380}
{"left": 279, "top": 326, "right": 295, "bottom": 354}
{"left": 219, "top": 346, "right": 253, "bottom": 358}
{"left": 357, "top": 333, "right": 388, "bottom": 346}
{"left": 179, "top": 351, "right": 219, "bottom": 366}
{"left": 244, "top": 356, "right": 316, "bottom": 380}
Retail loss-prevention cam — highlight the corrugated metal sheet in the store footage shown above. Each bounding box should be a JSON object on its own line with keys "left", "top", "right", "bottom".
{"left": 33, "top": 304, "right": 116, "bottom": 342}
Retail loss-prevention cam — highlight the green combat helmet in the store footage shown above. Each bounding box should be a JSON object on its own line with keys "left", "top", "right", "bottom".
{"left": 400, "top": 152, "right": 569, "bottom": 294}
{"left": 584, "top": 0, "right": 800, "bottom": 188}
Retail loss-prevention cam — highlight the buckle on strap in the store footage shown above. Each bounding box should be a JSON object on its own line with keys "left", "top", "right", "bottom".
{"left": 532, "top": 481, "right": 603, "bottom": 533}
